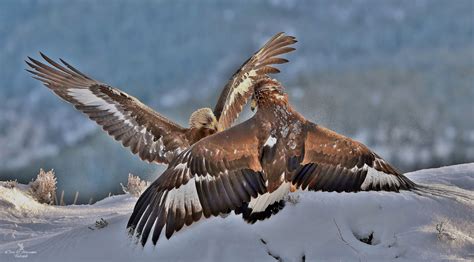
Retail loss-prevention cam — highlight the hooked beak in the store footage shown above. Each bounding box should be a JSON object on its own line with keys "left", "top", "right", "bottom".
{"left": 210, "top": 120, "right": 220, "bottom": 132}
{"left": 250, "top": 98, "right": 257, "bottom": 112}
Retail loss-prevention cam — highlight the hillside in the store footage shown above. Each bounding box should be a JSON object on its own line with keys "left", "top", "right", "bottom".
{"left": 0, "top": 164, "right": 472, "bottom": 261}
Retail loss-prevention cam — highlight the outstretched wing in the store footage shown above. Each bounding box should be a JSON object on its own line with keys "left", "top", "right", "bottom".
{"left": 292, "top": 123, "right": 415, "bottom": 192}
{"left": 26, "top": 53, "right": 190, "bottom": 164}
{"left": 213, "top": 32, "right": 296, "bottom": 130}
{"left": 127, "top": 118, "right": 271, "bottom": 246}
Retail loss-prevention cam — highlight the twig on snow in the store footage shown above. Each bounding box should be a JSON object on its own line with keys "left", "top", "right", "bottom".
{"left": 333, "top": 218, "right": 362, "bottom": 262}
{"left": 260, "top": 238, "right": 283, "bottom": 261}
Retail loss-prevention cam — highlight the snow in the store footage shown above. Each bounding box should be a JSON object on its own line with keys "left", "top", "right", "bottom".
{"left": 0, "top": 164, "right": 473, "bottom": 261}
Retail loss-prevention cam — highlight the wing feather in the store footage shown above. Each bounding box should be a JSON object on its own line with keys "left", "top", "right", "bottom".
{"left": 26, "top": 53, "right": 189, "bottom": 164}
{"left": 213, "top": 32, "right": 297, "bottom": 130}
{"left": 292, "top": 123, "right": 416, "bottom": 192}
{"left": 127, "top": 119, "right": 271, "bottom": 246}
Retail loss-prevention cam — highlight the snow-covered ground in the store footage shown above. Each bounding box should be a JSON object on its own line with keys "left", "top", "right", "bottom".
{"left": 0, "top": 164, "right": 473, "bottom": 262}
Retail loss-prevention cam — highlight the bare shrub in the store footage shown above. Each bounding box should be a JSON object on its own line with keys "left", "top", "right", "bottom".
{"left": 1, "top": 180, "right": 18, "bottom": 189}
{"left": 88, "top": 218, "right": 109, "bottom": 230}
{"left": 286, "top": 194, "right": 300, "bottom": 205}
{"left": 436, "top": 221, "right": 456, "bottom": 241}
{"left": 121, "top": 173, "right": 149, "bottom": 197}
{"left": 29, "top": 169, "right": 57, "bottom": 204}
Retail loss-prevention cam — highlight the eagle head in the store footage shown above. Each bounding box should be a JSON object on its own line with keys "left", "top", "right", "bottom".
{"left": 251, "top": 78, "right": 288, "bottom": 111}
{"left": 189, "top": 108, "right": 218, "bottom": 131}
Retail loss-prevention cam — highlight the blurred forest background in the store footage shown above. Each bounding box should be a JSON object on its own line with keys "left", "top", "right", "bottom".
{"left": 1, "top": 0, "right": 473, "bottom": 203}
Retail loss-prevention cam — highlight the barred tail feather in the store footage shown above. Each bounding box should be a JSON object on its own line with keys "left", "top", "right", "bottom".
{"left": 411, "top": 183, "right": 473, "bottom": 203}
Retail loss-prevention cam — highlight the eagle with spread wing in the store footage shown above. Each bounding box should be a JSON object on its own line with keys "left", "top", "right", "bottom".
{"left": 26, "top": 33, "right": 296, "bottom": 165}
{"left": 127, "top": 78, "right": 416, "bottom": 246}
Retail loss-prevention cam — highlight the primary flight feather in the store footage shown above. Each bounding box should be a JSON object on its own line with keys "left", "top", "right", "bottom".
{"left": 127, "top": 78, "right": 416, "bottom": 246}
{"left": 26, "top": 32, "right": 296, "bottom": 164}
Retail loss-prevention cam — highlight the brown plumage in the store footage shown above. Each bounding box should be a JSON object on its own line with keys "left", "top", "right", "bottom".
{"left": 26, "top": 32, "right": 296, "bottom": 164}
{"left": 127, "top": 78, "right": 416, "bottom": 246}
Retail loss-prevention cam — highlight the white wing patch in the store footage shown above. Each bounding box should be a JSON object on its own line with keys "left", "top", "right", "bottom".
{"left": 248, "top": 181, "right": 290, "bottom": 213}
{"left": 222, "top": 70, "right": 257, "bottom": 116}
{"left": 164, "top": 163, "right": 221, "bottom": 213}
{"left": 264, "top": 135, "right": 277, "bottom": 147}
{"left": 69, "top": 88, "right": 124, "bottom": 117}
{"left": 68, "top": 88, "right": 173, "bottom": 162}
{"left": 68, "top": 88, "right": 132, "bottom": 123}
{"left": 356, "top": 162, "right": 401, "bottom": 190}
{"left": 164, "top": 177, "right": 202, "bottom": 212}
{"left": 164, "top": 163, "right": 202, "bottom": 213}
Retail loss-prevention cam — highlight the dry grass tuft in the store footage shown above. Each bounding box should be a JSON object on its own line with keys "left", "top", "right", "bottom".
{"left": 121, "top": 173, "right": 149, "bottom": 197}
{"left": 29, "top": 168, "right": 57, "bottom": 205}
{"left": 1, "top": 180, "right": 18, "bottom": 189}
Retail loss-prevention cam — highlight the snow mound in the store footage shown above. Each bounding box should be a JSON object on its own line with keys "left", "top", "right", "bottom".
{"left": 0, "top": 164, "right": 473, "bottom": 261}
